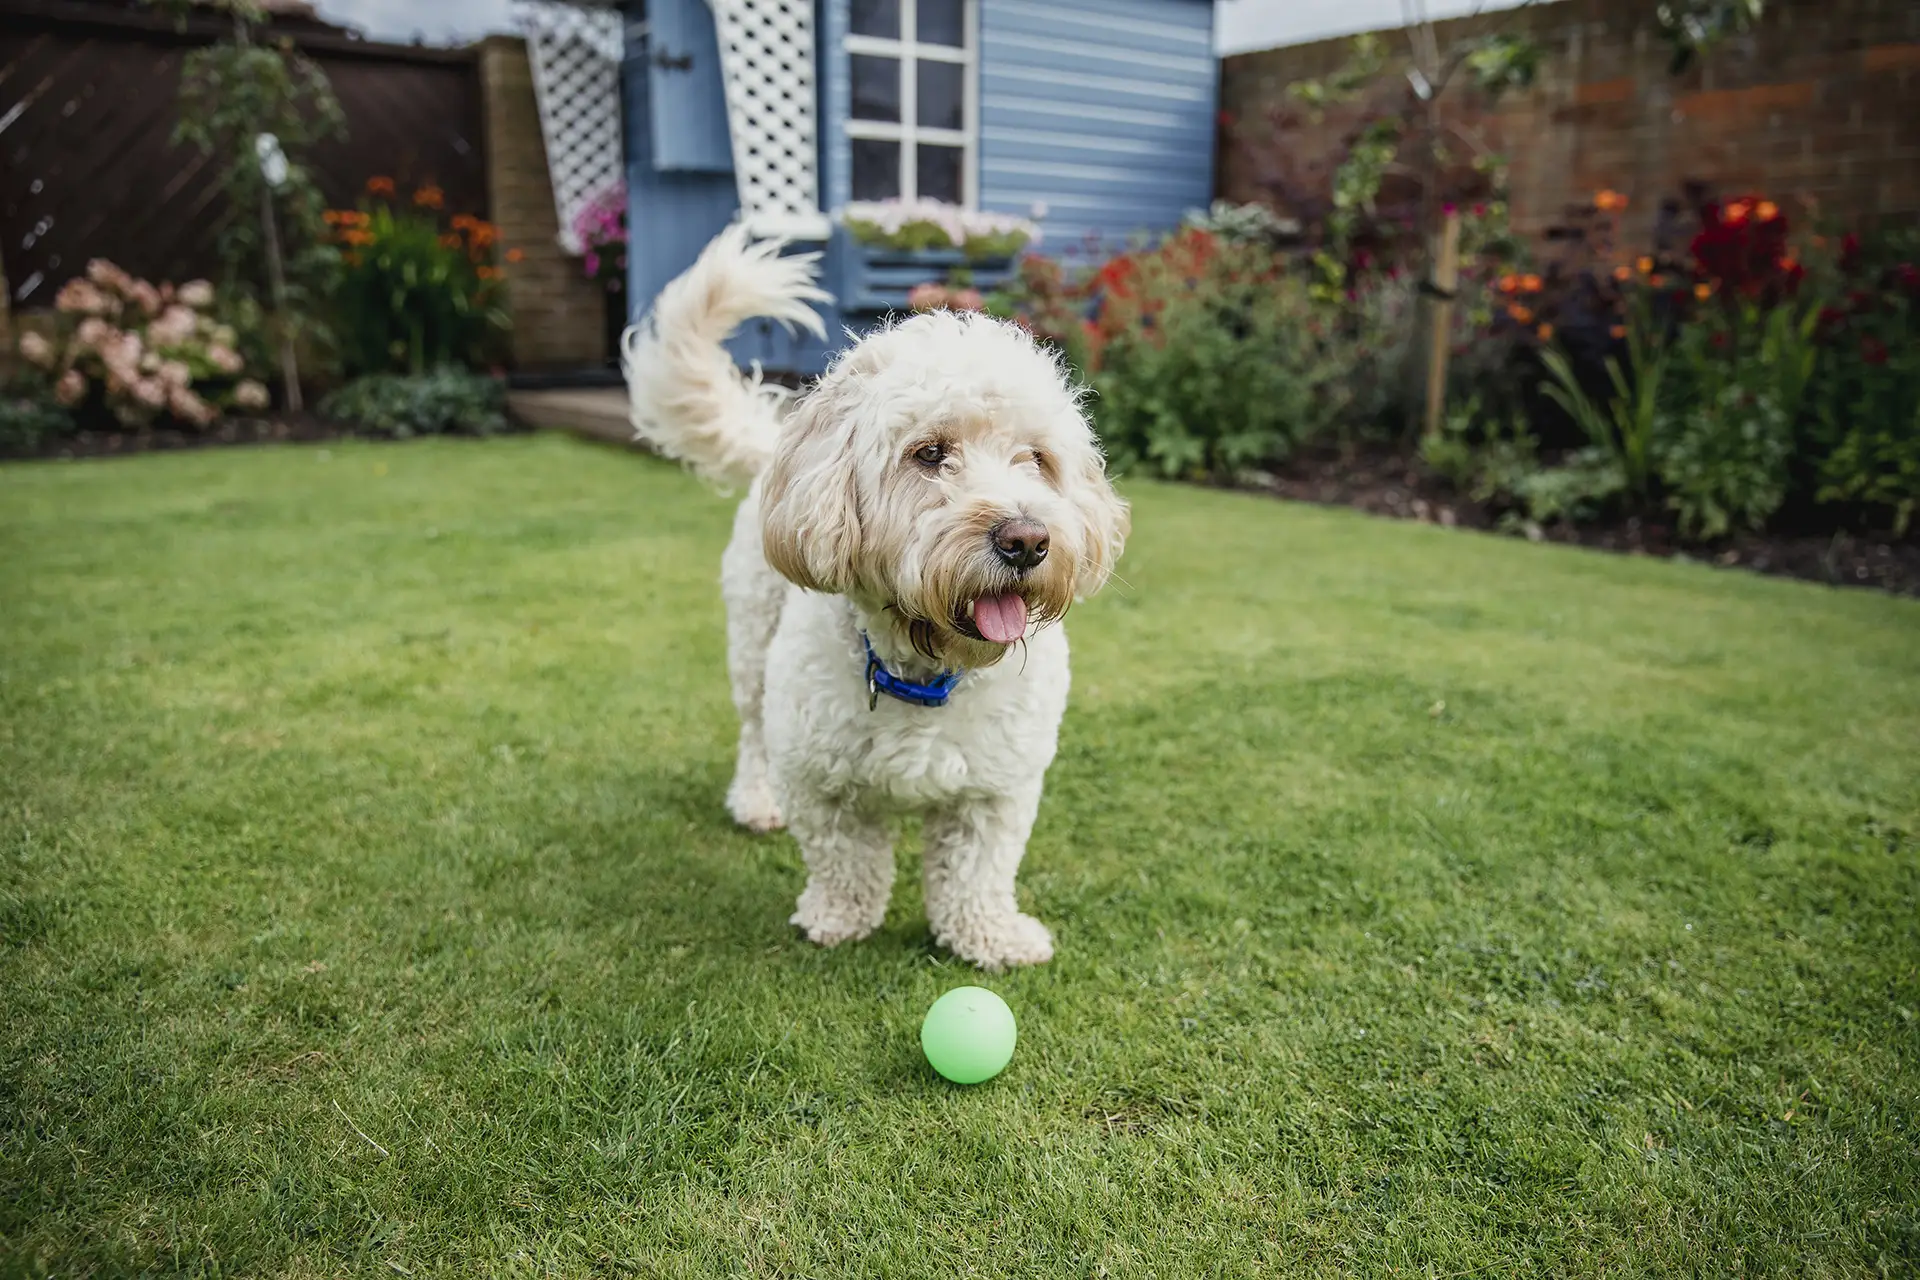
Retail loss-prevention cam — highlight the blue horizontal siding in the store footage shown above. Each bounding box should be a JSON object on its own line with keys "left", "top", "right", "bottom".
{"left": 978, "top": 0, "right": 1215, "bottom": 255}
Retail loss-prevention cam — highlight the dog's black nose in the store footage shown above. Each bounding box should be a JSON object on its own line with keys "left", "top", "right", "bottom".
{"left": 990, "top": 518, "right": 1050, "bottom": 571}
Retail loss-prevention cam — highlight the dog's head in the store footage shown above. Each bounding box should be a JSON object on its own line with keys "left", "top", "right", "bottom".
{"left": 761, "top": 309, "right": 1128, "bottom": 668}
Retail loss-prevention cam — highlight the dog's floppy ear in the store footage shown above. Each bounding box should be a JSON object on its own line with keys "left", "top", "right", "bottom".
{"left": 761, "top": 381, "right": 861, "bottom": 594}
{"left": 1066, "top": 423, "right": 1130, "bottom": 599}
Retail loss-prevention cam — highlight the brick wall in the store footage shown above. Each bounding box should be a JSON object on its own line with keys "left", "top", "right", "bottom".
{"left": 479, "top": 36, "right": 609, "bottom": 371}
{"left": 1218, "top": 0, "right": 1920, "bottom": 249}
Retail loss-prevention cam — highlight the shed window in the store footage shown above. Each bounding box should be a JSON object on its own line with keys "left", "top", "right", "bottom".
{"left": 844, "top": 0, "right": 975, "bottom": 206}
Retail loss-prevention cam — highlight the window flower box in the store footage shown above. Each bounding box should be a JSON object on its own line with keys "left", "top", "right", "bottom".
{"left": 838, "top": 242, "right": 1017, "bottom": 315}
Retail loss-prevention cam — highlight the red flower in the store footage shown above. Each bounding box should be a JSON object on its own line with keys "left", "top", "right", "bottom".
{"left": 1861, "top": 336, "right": 1889, "bottom": 366}
{"left": 1841, "top": 233, "right": 1862, "bottom": 271}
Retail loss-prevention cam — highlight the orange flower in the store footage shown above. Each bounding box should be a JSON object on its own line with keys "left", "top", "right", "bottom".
{"left": 505, "top": 247, "right": 525, "bottom": 263}
{"left": 469, "top": 223, "right": 497, "bottom": 247}
{"left": 343, "top": 251, "right": 361, "bottom": 266}
{"left": 1610, "top": 324, "right": 1627, "bottom": 339}
{"left": 476, "top": 265, "right": 501, "bottom": 281}
{"left": 1637, "top": 256, "right": 1655, "bottom": 275}
{"left": 1613, "top": 265, "right": 1633, "bottom": 282}
{"left": 1694, "top": 282, "right": 1713, "bottom": 300}
{"left": 323, "top": 209, "right": 344, "bottom": 225}
{"left": 1594, "top": 189, "right": 1628, "bottom": 213}
{"left": 440, "top": 233, "right": 461, "bottom": 248}
{"left": 1520, "top": 273, "right": 1544, "bottom": 294}
{"left": 1726, "top": 200, "right": 1751, "bottom": 224}
{"left": 1757, "top": 200, "right": 1779, "bottom": 221}
{"left": 1537, "top": 323, "right": 1555, "bottom": 341}
{"left": 451, "top": 214, "right": 477, "bottom": 231}
{"left": 1498, "top": 273, "right": 1521, "bottom": 294}
{"left": 365, "top": 176, "right": 395, "bottom": 196}
{"left": 1650, "top": 274, "right": 1668, "bottom": 287}
{"left": 1508, "top": 304, "right": 1535, "bottom": 324}
{"left": 413, "top": 184, "right": 445, "bottom": 210}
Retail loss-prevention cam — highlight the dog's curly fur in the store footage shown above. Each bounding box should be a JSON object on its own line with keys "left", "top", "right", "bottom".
{"left": 623, "top": 225, "right": 1128, "bottom": 969}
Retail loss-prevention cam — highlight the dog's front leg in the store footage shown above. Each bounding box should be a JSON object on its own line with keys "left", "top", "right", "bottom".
{"left": 786, "top": 795, "right": 895, "bottom": 947}
{"left": 922, "top": 789, "right": 1054, "bottom": 970}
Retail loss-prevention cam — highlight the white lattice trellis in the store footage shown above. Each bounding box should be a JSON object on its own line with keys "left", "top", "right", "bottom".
{"left": 513, "top": 0, "right": 625, "bottom": 254}
{"left": 709, "top": 0, "right": 831, "bottom": 240}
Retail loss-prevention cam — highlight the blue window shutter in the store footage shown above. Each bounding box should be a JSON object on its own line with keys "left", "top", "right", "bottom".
{"left": 648, "top": 0, "right": 733, "bottom": 173}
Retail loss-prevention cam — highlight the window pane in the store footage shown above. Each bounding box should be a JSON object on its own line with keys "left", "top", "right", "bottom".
{"left": 850, "top": 0, "right": 900, "bottom": 38}
{"left": 917, "top": 0, "right": 966, "bottom": 47}
{"left": 917, "top": 143, "right": 963, "bottom": 204}
{"left": 852, "top": 138, "right": 902, "bottom": 201}
{"left": 916, "top": 59, "right": 964, "bottom": 131}
{"left": 850, "top": 54, "right": 901, "bottom": 122}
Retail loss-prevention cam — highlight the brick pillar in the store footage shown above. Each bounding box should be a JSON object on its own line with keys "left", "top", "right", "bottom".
{"left": 479, "top": 35, "right": 609, "bottom": 371}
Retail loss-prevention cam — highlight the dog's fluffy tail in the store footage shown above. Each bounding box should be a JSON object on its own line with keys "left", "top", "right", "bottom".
{"left": 620, "top": 223, "right": 831, "bottom": 487}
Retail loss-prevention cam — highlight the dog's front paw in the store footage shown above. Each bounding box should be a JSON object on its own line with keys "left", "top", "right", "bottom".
{"left": 727, "top": 778, "right": 785, "bottom": 833}
{"left": 790, "top": 886, "right": 883, "bottom": 948}
{"left": 937, "top": 911, "right": 1054, "bottom": 971}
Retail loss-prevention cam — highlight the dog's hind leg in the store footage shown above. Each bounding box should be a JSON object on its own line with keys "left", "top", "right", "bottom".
{"left": 721, "top": 496, "right": 786, "bottom": 833}
{"left": 922, "top": 788, "right": 1054, "bottom": 970}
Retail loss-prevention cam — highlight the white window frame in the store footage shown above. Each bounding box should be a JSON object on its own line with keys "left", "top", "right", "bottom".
{"left": 843, "top": 0, "right": 979, "bottom": 206}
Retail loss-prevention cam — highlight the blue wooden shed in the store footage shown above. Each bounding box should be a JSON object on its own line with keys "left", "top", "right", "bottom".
{"left": 618, "top": 0, "right": 1218, "bottom": 374}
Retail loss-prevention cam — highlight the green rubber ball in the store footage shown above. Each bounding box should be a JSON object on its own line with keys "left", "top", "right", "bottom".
{"left": 920, "top": 986, "right": 1018, "bottom": 1084}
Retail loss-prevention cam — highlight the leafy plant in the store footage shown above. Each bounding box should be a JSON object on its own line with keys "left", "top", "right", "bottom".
{"left": 14, "top": 260, "right": 268, "bottom": 429}
{"left": 318, "top": 369, "right": 509, "bottom": 438}
{"left": 1538, "top": 294, "right": 1668, "bottom": 503}
{"left": 1078, "top": 231, "right": 1368, "bottom": 477}
{"left": 1658, "top": 385, "right": 1794, "bottom": 538}
{"left": 840, "top": 200, "right": 1040, "bottom": 260}
{"left": 171, "top": 0, "right": 346, "bottom": 406}
{"left": 1422, "top": 396, "right": 1540, "bottom": 505}
{"left": 329, "top": 182, "right": 513, "bottom": 376}
{"left": 0, "top": 380, "right": 74, "bottom": 452}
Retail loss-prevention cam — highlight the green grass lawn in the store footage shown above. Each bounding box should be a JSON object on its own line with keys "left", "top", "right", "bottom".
{"left": 3, "top": 434, "right": 1917, "bottom": 1277}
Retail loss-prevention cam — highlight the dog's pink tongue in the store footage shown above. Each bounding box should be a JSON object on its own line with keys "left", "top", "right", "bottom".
{"left": 973, "top": 592, "right": 1028, "bottom": 644}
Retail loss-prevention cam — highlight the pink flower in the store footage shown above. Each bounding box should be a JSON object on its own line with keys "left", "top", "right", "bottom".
{"left": 17, "top": 331, "right": 55, "bottom": 368}
{"left": 55, "top": 369, "right": 87, "bottom": 406}
{"left": 148, "top": 306, "right": 197, "bottom": 348}
{"left": 177, "top": 279, "right": 215, "bottom": 309}
{"left": 907, "top": 282, "right": 948, "bottom": 312}
{"left": 208, "top": 345, "right": 244, "bottom": 375}
{"left": 76, "top": 317, "right": 112, "bottom": 349}
{"left": 232, "top": 379, "right": 270, "bottom": 411}
{"left": 159, "top": 360, "right": 192, "bottom": 389}
{"left": 55, "top": 278, "right": 109, "bottom": 316}
{"left": 168, "top": 385, "right": 217, "bottom": 426}
{"left": 133, "top": 378, "right": 168, "bottom": 408}
{"left": 86, "top": 259, "right": 133, "bottom": 294}
{"left": 951, "top": 288, "right": 984, "bottom": 312}
{"left": 127, "top": 280, "right": 163, "bottom": 317}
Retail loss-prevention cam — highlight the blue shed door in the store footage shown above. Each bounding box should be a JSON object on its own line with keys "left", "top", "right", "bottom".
{"left": 647, "top": 0, "right": 734, "bottom": 173}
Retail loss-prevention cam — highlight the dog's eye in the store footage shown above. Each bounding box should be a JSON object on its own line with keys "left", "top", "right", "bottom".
{"left": 913, "top": 443, "right": 947, "bottom": 469}
{"left": 1013, "top": 448, "right": 1039, "bottom": 467}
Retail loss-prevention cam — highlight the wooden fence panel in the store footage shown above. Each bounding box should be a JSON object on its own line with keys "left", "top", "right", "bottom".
{"left": 0, "top": 2, "right": 489, "bottom": 308}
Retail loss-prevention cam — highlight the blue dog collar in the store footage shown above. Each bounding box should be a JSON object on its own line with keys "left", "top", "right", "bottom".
{"left": 864, "top": 633, "right": 964, "bottom": 709}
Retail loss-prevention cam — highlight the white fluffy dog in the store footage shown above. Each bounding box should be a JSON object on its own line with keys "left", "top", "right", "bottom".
{"left": 622, "top": 226, "right": 1128, "bottom": 969}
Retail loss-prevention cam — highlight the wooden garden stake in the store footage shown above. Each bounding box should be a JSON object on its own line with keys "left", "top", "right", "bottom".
{"left": 1422, "top": 209, "right": 1461, "bottom": 440}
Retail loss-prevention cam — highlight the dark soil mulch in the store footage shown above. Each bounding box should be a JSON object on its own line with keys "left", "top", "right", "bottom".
{"left": 1238, "top": 444, "right": 1920, "bottom": 598}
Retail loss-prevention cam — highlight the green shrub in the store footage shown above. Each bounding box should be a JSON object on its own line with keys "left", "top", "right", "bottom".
{"left": 1808, "top": 288, "right": 1920, "bottom": 535}
{"left": 328, "top": 197, "right": 509, "bottom": 376}
{"left": 318, "top": 370, "right": 508, "bottom": 438}
{"left": 1657, "top": 386, "right": 1794, "bottom": 538}
{"left": 0, "top": 383, "right": 74, "bottom": 452}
